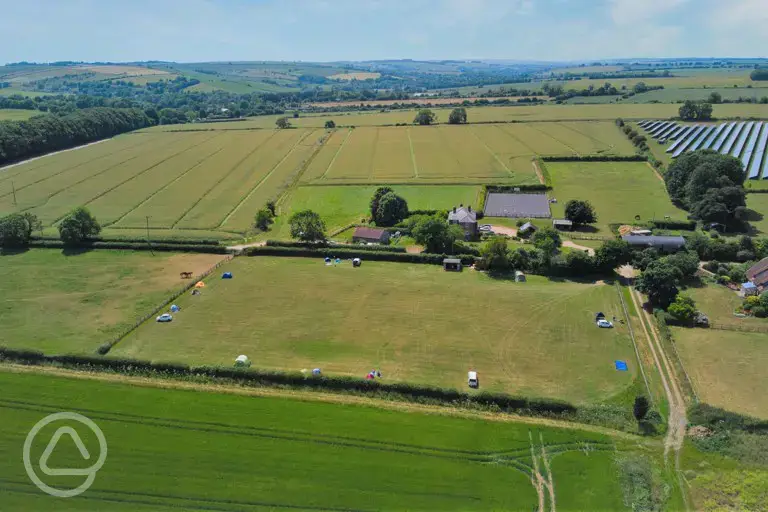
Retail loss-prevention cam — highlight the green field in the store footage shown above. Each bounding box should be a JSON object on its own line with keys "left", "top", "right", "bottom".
{"left": 673, "top": 327, "right": 768, "bottom": 419}
{"left": 0, "top": 369, "right": 652, "bottom": 511}
{"left": 0, "top": 109, "right": 39, "bottom": 120}
{"left": 547, "top": 161, "right": 688, "bottom": 233}
{"left": 0, "top": 250, "right": 225, "bottom": 354}
{"left": 747, "top": 193, "right": 768, "bottom": 234}
{"left": 274, "top": 185, "right": 481, "bottom": 236}
{"left": 115, "top": 257, "right": 637, "bottom": 403}
{"left": 682, "top": 282, "right": 766, "bottom": 330}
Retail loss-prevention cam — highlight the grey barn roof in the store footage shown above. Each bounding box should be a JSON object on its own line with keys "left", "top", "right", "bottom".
{"left": 483, "top": 193, "right": 551, "bottom": 218}
{"left": 621, "top": 235, "right": 686, "bottom": 249}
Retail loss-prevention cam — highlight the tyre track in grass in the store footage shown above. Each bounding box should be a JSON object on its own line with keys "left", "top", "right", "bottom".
{"left": 320, "top": 128, "right": 352, "bottom": 179}
{"left": 407, "top": 127, "right": 420, "bottom": 178}
{"left": 469, "top": 124, "right": 515, "bottom": 177}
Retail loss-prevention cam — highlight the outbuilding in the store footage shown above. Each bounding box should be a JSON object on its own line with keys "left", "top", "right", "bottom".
{"left": 741, "top": 282, "right": 759, "bottom": 296}
{"left": 552, "top": 219, "right": 573, "bottom": 231}
{"left": 352, "top": 226, "right": 390, "bottom": 244}
{"left": 621, "top": 235, "right": 686, "bottom": 253}
{"left": 515, "top": 270, "right": 526, "bottom": 282}
{"left": 443, "top": 258, "right": 462, "bottom": 272}
{"left": 518, "top": 222, "right": 537, "bottom": 237}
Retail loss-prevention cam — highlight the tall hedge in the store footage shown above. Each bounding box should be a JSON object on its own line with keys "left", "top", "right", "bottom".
{"left": 246, "top": 245, "right": 477, "bottom": 265}
{"left": 0, "top": 107, "right": 151, "bottom": 165}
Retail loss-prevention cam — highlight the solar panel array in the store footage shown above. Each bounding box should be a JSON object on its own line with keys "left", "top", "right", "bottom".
{"left": 641, "top": 120, "right": 768, "bottom": 179}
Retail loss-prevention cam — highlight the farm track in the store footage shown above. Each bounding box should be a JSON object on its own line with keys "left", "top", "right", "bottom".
{"left": 407, "top": 127, "right": 419, "bottom": 178}
{"left": 469, "top": 125, "right": 514, "bottom": 177}
{"left": 527, "top": 123, "right": 580, "bottom": 156}
{"left": 321, "top": 128, "right": 352, "bottom": 179}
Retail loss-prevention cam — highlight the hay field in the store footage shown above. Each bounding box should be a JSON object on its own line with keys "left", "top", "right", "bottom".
{"left": 673, "top": 327, "right": 768, "bottom": 419}
{"left": 328, "top": 71, "right": 381, "bottom": 80}
{"left": 0, "top": 369, "right": 637, "bottom": 511}
{"left": 0, "top": 129, "right": 325, "bottom": 238}
{"left": 0, "top": 249, "right": 225, "bottom": 355}
{"left": 547, "top": 161, "right": 688, "bottom": 233}
{"left": 116, "top": 257, "right": 638, "bottom": 403}
{"left": 0, "top": 109, "right": 38, "bottom": 120}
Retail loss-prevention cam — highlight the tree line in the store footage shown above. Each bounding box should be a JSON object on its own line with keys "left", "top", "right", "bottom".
{"left": 0, "top": 107, "right": 151, "bottom": 165}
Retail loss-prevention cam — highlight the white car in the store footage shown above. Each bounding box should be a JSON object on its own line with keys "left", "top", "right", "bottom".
{"left": 156, "top": 313, "right": 173, "bottom": 323}
{"left": 479, "top": 224, "right": 493, "bottom": 231}
{"left": 597, "top": 319, "right": 613, "bottom": 328}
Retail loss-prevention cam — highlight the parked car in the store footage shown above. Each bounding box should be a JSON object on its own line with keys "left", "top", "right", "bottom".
{"left": 156, "top": 313, "right": 173, "bottom": 323}
{"left": 597, "top": 319, "right": 613, "bottom": 328}
{"left": 468, "top": 371, "right": 479, "bottom": 388}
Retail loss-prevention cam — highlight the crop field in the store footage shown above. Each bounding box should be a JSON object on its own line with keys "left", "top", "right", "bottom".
{"left": 0, "top": 249, "right": 225, "bottom": 355}
{"left": 0, "top": 369, "right": 655, "bottom": 510}
{"left": 328, "top": 71, "right": 381, "bottom": 80}
{"left": 273, "top": 184, "right": 482, "bottom": 236}
{"left": 673, "top": 327, "right": 768, "bottom": 419}
{"left": 299, "top": 123, "right": 633, "bottom": 185}
{"left": 547, "top": 161, "right": 687, "bottom": 233}
{"left": 0, "top": 109, "right": 38, "bottom": 120}
{"left": 0, "top": 129, "right": 325, "bottom": 238}
{"left": 115, "top": 257, "right": 638, "bottom": 403}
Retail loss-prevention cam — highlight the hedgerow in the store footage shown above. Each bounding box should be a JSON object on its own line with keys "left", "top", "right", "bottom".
{"left": 245, "top": 246, "right": 477, "bottom": 265}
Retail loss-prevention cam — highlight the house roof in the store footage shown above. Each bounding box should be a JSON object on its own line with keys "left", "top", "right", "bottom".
{"left": 448, "top": 207, "right": 477, "bottom": 224}
{"left": 621, "top": 235, "right": 686, "bottom": 248}
{"left": 519, "top": 222, "right": 537, "bottom": 232}
{"left": 353, "top": 227, "right": 388, "bottom": 240}
{"left": 747, "top": 257, "right": 768, "bottom": 287}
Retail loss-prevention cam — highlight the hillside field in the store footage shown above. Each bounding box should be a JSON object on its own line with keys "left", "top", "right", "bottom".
{"left": 0, "top": 369, "right": 651, "bottom": 510}
{"left": 0, "top": 109, "right": 39, "bottom": 120}
{"left": 0, "top": 249, "right": 225, "bottom": 355}
{"left": 115, "top": 257, "right": 638, "bottom": 404}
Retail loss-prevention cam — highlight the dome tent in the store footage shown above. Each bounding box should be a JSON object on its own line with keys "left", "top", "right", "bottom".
{"left": 234, "top": 355, "right": 251, "bottom": 367}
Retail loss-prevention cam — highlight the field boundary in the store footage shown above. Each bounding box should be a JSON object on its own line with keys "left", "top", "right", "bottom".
{"left": 705, "top": 321, "right": 768, "bottom": 334}
{"left": 614, "top": 282, "right": 653, "bottom": 404}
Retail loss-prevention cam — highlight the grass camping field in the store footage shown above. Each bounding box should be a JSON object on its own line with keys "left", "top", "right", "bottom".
{"left": 547, "top": 161, "right": 687, "bottom": 233}
{"left": 0, "top": 369, "right": 651, "bottom": 511}
{"left": 115, "top": 257, "right": 638, "bottom": 403}
{"left": 0, "top": 249, "right": 225, "bottom": 355}
{"left": 747, "top": 193, "right": 768, "bottom": 234}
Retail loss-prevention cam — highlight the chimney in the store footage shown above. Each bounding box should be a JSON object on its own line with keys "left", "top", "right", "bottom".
{"left": 453, "top": 206, "right": 456, "bottom": 213}
{"left": 468, "top": 206, "right": 472, "bottom": 212}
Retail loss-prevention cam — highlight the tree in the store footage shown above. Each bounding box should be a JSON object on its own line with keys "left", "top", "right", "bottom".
{"left": 595, "top": 239, "right": 632, "bottom": 270}
{"left": 635, "top": 259, "right": 682, "bottom": 308}
{"left": 447, "top": 107, "right": 467, "bottom": 125}
{"left": 633, "top": 82, "right": 648, "bottom": 94}
{"left": 412, "top": 217, "right": 461, "bottom": 253}
{"left": 265, "top": 200, "right": 276, "bottom": 216}
{"left": 0, "top": 213, "right": 35, "bottom": 248}
{"left": 668, "top": 294, "right": 697, "bottom": 325}
{"left": 324, "top": 120, "right": 336, "bottom": 129}
{"left": 374, "top": 192, "right": 409, "bottom": 227}
{"left": 532, "top": 227, "right": 562, "bottom": 255}
{"left": 289, "top": 210, "right": 325, "bottom": 242}
{"left": 633, "top": 396, "right": 650, "bottom": 421}
{"left": 678, "top": 100, "right": 713, "bottom": 121}
{"left": 413, "top": 109, "right": 436, "bottom": 126}
{"left": 369, "top": 187, "right": 394, "bottom": 220}
{"left": 664, "top": 251, "right": 699, "bottom": 281}
{"left": 275, "top": 117, "right": 291, "bottom": 129}
{"left": 254, "top": 208, "right": 274, "bottom": 231}
{"left": 21, "top": 212, "right": 42, "bottom": 238}
{"left": 58, "top": 207, "right": 101, "bottom": 245}
{"left": 708, "top": 92, "right": 722, "bottom": 104}
{"left": 480, "top": 236, "right": 511, "bottom": 271}
{"left": 564, "top": 199, "right": 597, "bottom": 226}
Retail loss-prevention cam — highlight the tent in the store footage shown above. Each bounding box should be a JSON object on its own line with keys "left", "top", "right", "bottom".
{"left": 234, "top": 355, "right": 251, "bottom": 367}
{"left": 312, "top": 368, "right": 322, "bottom": 376}
{"left": 194, "top": 281, "right": 206, "bottom": 288}
{"left": 222, "top": 272, "right": 233, "bottom": 279}
{"left": 352, "top": 258, "right": 361, "bottom": 267}
{"left": 170, "top": 304, "right": 180, "bottom": 313}
{"left": 614, "top": 360, "right": 628, "bottom": 371}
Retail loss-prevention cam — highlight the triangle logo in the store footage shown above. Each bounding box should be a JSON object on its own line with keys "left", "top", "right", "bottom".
{"left": 39, "top": 427, "right": 93, "bottom": 477}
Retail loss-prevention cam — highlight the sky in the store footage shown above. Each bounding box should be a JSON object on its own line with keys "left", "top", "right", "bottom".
{"left": 1, "top": 0, "right": 766, "bottom": 64}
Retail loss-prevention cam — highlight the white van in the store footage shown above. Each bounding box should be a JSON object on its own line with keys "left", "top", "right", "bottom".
{"left": 468, "top": 371, "right": 479, "bottom": 388}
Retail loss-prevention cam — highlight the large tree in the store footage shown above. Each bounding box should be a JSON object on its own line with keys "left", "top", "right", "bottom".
{"left": 254, "top": 208, "right": 274, "bottom": 231}
{"left": 678, "top": 100, "right": 713, "bottom": 121}
{"left": 532, "top": 227, "right": 562, "bottom": 255}
{"left": 369, "top": 186, "right": 394, "bottom": 220}
{"left": 275, "top": 117, "right": 291, "bottom": 129}
{"left": 635, "top": 259, "right": 682, "bottom": 308}
{"left": 374, "top": 192, "right": 409, "bottom": 227}
{"left": 0, "top": 213, "right": 38, "bottom": 248}
{"left": 668, "top": 294, "right": 697, "bottom": 325}
{"left": 594, "top": 239, "right": 632, "bottom": 271}
{"left": 564, "top": 199, "right": 597, "bottom": 226}
{"left": 480, "top": 236, "right": 511, "bottom": 271}
{"left": 58, "top": 207, "right": 101, "bottom": 245}
{"left": 289, "top": 210, "right": 326, "bottom": 242}
{"left": 413, "top": 109, "right": 436, "bottom": 126}
{"left": 447, "top": 107, "right": 467, "bottom": 125}
{"left": 412, "top": 217, "right": 462, "bottom": 253}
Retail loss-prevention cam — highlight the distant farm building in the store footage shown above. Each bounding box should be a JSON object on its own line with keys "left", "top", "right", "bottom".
{"left": 443, "top": 258, "right": 463, "bottom": 272}
{"left": 483, "top": 193, "right": 551, "bottom": 218}
{"left": 518, "top": 222, "right": 537, "bottom": 237}
{"left": 352, "top": 227, "right": 390, "bottom": 244}
{"left": 447, "top": 205, "right": 478, "bottom": 240}
{"left": 621, "top": 235, "right": 686, "bottom": 252}
{"left": 746, "top": 257, "right": 768, "bottom": 292}
{"left": 552, "top": 219, "right": 573, "bottom": 231}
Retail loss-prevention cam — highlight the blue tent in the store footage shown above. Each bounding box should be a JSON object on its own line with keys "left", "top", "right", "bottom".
{"left": 222, "top": 272, "right": 233, "bottom": 279}
{"left": 614, "top": 360, "right": 628, "bottom": 371}
{"left": 170, "top": 304, "right": 180, "bottom": 312}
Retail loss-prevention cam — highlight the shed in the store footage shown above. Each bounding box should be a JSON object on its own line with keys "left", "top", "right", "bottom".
{"left": 629, "top": 229, "right": 653, "bottom": 236}
{"left": 352, "top": 226, "right": 390, "bottom": 244}
{"left": 443, "top": 258, "right": 462, "bottom": 272}
{"left": 620, "top": 235, "right": 685, "bottom": 253}
{"left": 518, "top": 222, "right": 537, "bottom": 236}
{"left": 742, "top": 281, "right": 759, "bottom": 296}
{"left": 515, "top": 270, "right": 526, "bottom": 282}
{"left": 552, "top": 219, "right": 573, "bottom": 231}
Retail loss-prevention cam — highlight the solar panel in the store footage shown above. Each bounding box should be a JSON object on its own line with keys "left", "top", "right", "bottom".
{"left": 721, "top": 122, "right": 746, "bottom": 154}
{"left": 741, "top": 122, "right": 763, "bottom": 170}
{"left": 711, "top": 122, "right": 736, "bottom": 152}
{"left": 649, "top": 122, "right": 671, "bottom": 136}
{"left": 638, "top": 120, "right": 650, "bottom": 128}
{"left": 657, "top": 123, "right": 679, "bottom": 140}
{"left": 667, "top": 126, "right": 695, "bottom": 153}
{"left": 748, "top": 124, "right": 768, "bottom": 179}
{"left": 673, "top": 125, "right": 706, "bottom": 157}
{"left": 644, "top": 121, "right": 661, "bottom": 132}
{"left": 667, "top": 125, "right": 687, "bottom": 140}
{"left": 730, "top": 121, "right": 755, "bottom": 158}
{"left": 688, "top": 125, "right": 716, "bottom": 152}
{"left": 701, "top": 123, "right": 727, "bottom": 150}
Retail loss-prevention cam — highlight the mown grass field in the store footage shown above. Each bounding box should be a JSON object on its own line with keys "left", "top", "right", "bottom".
{"left": 747, "top": 193, "right": 768, "bottom": 234}
{"left": 0, "top": 369, "right": 644, "bottom": 511}
{"left": 0, "top": 129, "right": 325, "bottom": 238}
{"left": 672, "top": 327, "right": 768, "bottom": 419}
{"left": 0, "top": 109, "right": 39, "bottom": 120}
{"left": 273, "top": 184, "right": 481, "bottom": 236}
{"left": 115, "top": 257, "right": 638, "bottom": 403}
{"left": 682, "top": 282, "right": 766, "bottom": 330}
{"left": 547, "top": 161, "right": 688, "bottom": 233}
{"left": 0, "top": 249, "right": 225, "bottom": 354}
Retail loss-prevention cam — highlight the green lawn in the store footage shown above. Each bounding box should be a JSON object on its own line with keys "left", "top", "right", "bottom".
{"left": 547, "top": 161, "right": 687, "bottom": 234}
{"left": 0, "top": 249, "right": 225, "bottom": 354}
{"left": 115, "top": 257, "right": 638, "bottom": 404}
{"left": 682, "top": 282, "right": 766, "bottom": 330}
{"left": 0, "top": 369, "right": 639, "bottom": 511}
{"left": 747, "top": 193, "right": 768, "bottom": 234}
{"left": 0, "top": 109, "right": 39, "bottom": 120}
{"left": 271, "top": 185, "right": 482, "bottom": 238}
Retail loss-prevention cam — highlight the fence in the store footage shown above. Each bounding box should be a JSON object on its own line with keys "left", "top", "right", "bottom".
{"left": 97, "top": 254, "right": 234, "bottom": 355}
{"left": 707, "top": 321, "right": 768, "bottom": 334}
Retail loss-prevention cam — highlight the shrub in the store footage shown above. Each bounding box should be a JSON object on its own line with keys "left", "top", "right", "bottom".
{"left": 58, "top": 207, "right": 101, "bottom": 245}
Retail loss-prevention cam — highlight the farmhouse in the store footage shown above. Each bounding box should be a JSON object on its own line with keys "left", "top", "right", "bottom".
{"left": 352, "top": 227, "right": 390, "bottom": 244}
{"left": 447, "top": 206, "right": 478, "bottom": 240}
{"left": 621, "top": 235, "right": 685, "bottom": 253}
{"left": 746, "top": 257, "right": 768, "bottom": 292}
